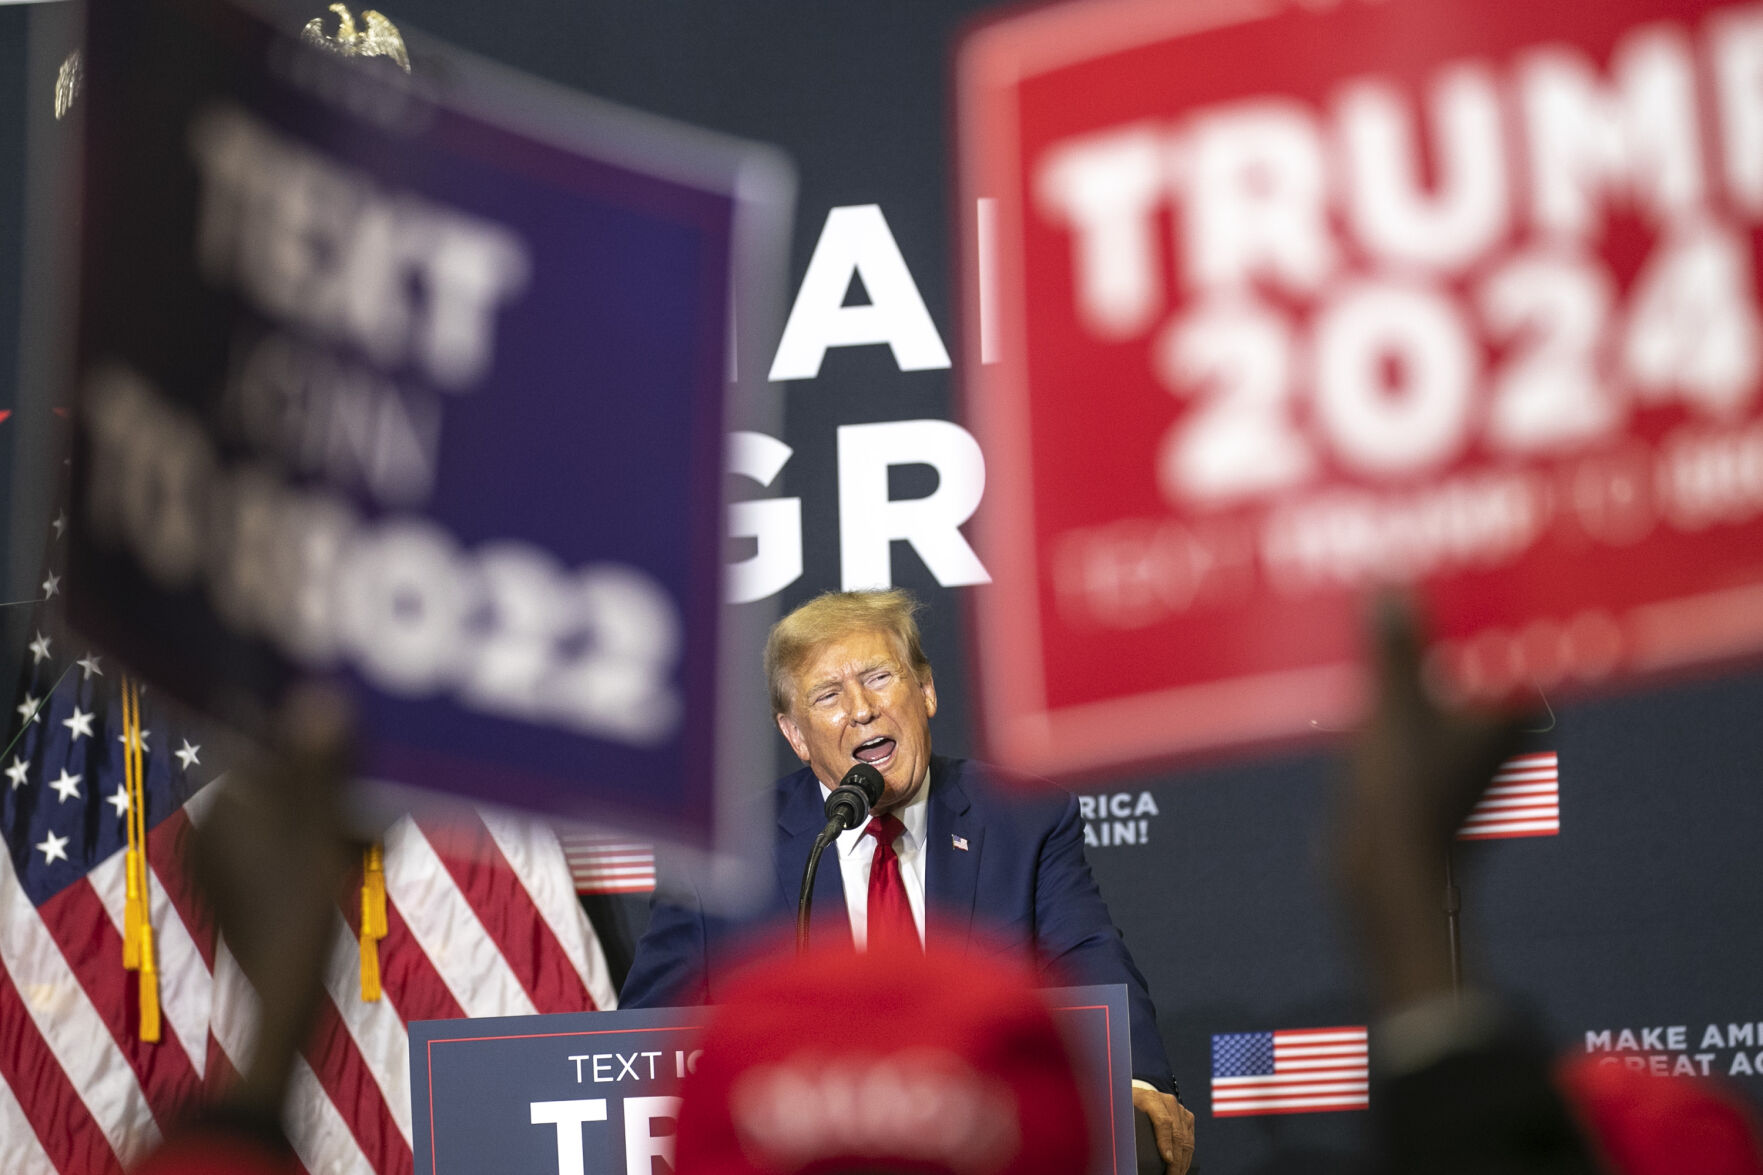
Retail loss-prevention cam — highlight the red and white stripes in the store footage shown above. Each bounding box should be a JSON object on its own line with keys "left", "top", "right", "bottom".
{"left": 1458, "top": 752, "right": 1561, "bottom": 840}
{"left": 1212, "top": 1027, "right": 1370, "bottom": 1118}
{"left": 0, "top": 790, "right": 616, "bottom": 1175}
{"left": 557, "top": 833, "right": 657, "bottom": 895}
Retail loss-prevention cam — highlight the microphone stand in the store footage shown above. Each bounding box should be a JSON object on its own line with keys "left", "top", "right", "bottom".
{"left": 797, "top": 816, "right": 846, "bottom": 955}
{"left": 1444, "top": 849, "right": 1463, "bottom": 1003}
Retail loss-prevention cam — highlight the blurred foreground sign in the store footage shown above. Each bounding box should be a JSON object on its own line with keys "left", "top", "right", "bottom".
{"left": 960, "top": 0, "right": 1763, "bottom": 774}
{"left": 66, "top": 0, "right": 790, "bottom": 856}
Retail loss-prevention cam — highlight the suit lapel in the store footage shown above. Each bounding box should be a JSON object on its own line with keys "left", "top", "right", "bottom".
{"left": 774, "top": 769, "right": 855, "bottom": 950}
{"left": 924, "top": 757, "right": 982, "bottom": 949}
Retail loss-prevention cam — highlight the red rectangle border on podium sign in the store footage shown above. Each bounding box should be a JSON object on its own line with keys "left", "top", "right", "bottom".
{"left": 958, "top": 0, "right": 1763, "bottom": 776}
{"left": 1048, "top": 1000, "right": 1125, "bottom": 1175}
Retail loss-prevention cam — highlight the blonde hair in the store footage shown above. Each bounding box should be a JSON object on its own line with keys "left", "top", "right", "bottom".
{"left": 765, "top": 589, "right": 932, "bottom": 717}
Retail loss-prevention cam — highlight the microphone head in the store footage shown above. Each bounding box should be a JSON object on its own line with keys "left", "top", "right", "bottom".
{"left": 839, "top": 762, "right": 885, "bottom": 807}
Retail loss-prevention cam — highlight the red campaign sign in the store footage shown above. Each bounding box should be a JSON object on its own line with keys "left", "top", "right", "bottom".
{"left": 958, "top": 0, "right": 1763, "bottom": 775}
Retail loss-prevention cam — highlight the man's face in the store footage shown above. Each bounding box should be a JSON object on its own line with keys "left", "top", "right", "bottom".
{"left": 776, "top": 627, "right": 938, "bottom": 812}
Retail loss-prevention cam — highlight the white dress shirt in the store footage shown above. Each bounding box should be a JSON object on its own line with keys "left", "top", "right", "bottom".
{"left": 818, "top": 778, "right": 929, "bottom": 950}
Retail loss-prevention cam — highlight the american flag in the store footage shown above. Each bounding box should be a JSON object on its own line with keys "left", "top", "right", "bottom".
{"left": 1210, "top": 1026, "right": 1370, "bottom": 1117}
{"left": 1457, "top": 752, "right": 1561, "bottom": 840}
{"left": 1, "top": 607, "right": 618, "bottom": 1173}
{"left": 557, "top": 833, "right": 656, "bottom": 895}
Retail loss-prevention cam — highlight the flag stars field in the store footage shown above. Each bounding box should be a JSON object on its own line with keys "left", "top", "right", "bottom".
{"left": 35, "top": 829, "right": 68, "bottom": 865}
{"left": 62, "top": 706, "right": 94, "bottom": 741}
{"left": 175, "top": 740, "right": 200, "bottom": 770}
{"left": 49, "top": 769, "right": 82, "bottom": 803}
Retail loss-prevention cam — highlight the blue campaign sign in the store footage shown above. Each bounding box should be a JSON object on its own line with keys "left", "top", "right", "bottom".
{"left": 409, "top": 986, "right": 1135, "bottom": 1175}
{"left": 1050, "top": 985, "right": 1138, "bottom": 1175}
{"left": 64, "top": 0, "right": 790, "bottom": 853}
{"left": 413, "top": 1006, "right": 710, "bottom": 1175}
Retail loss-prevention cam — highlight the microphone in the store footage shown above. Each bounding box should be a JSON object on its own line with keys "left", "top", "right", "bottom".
{"left": 823, "top": 763, "right": 885, "bottom": 831}
{"left": 798, "top": 762, "right": 887, "bottom": 954}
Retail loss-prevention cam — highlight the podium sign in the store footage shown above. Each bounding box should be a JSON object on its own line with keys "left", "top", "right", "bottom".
{"left": 959, "top": 0, "right": 1763, "bottom": 775}
{"left": 409, "top": 985, "right": 1135, "bottom": 1175}
{"left": 66, "top": 0, "right": 789, "bottom": 849}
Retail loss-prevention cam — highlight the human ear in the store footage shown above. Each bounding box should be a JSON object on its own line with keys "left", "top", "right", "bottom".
{"left": 777, "top": 713, "right": 812, "bottom": 763}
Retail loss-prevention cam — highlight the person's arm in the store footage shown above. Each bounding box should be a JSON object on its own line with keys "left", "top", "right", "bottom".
{"left": 1032, "top": 794, "right": 1169, "bottom": 1078}
{"left": 619, "top": 871, "right": 713, "bottom": 1008}
{"left": 1031, "top": 791, "right": 1194, "bottom": 1175}
{"left": 136, "top": 691, "right": 355, "bottom": 1175}
{"left": 1340, "top": 598, "right": 1600, "bottom": 1175}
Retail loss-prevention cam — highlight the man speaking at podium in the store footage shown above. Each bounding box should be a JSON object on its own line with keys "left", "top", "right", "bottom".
{"left": 622, "top": 589, "right": 1195, "bottom": 1174}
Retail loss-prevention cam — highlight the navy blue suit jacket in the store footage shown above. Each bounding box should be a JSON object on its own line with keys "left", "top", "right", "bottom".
{"left": 620, "top": 755, "right": 1175, "bottom": 1093}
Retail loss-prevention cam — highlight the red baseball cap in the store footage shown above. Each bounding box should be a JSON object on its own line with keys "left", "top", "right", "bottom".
{"left": 672, "top": 945, "right": 1092, "bottom": 1175}
{"left": 1557, "top": 1054, "right": 1763, "bottom": 1175}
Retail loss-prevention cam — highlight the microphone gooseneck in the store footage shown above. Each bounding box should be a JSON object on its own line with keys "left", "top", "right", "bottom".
{"left": 797, "top": 762, "right": 888, "bottom": 953}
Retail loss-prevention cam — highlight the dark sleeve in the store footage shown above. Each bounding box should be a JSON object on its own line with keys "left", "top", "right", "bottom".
{"left": 1031, "top": 791, "right": 1176, "bottom": 1095}
{"left": 618, "top": 875, "right": 711, "bottom": 1009}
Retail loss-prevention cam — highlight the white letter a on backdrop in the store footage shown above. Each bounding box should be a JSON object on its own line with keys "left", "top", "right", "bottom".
{"left": 769, "top": 204, "right": 951, "bottom": 380}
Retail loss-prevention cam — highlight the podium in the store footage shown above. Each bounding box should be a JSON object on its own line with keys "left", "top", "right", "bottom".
{"left": 410, "top": 984, "right": 1139, "bottom": 1174}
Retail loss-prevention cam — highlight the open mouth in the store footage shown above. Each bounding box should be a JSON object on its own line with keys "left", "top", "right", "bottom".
{"left": 853, "top": 736, "right": 896, "bottom": 767}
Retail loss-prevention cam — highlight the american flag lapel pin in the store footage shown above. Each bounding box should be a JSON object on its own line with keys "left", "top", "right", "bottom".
{"left": 951, "top": 834, "right": 969, "bottom": 852}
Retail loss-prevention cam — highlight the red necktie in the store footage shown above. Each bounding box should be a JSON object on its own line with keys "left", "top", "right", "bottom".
{"left": 864, "top": 814, "right": 919, "bottom": 952}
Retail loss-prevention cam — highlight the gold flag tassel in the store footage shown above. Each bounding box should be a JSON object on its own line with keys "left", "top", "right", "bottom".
{"left": 359, "top": 842, "right": 387, "bottom": 1001}
{"left": 121, "top": 678, "right": 160, "bottom": 1041}
{"left": 121, "top": 681, "right": 143, "bottom": 970}
{"left": 138, "top": 921, "right": 161, "bottom": 1043}
{"left": 120, "top": 856, "right": 142, "bottom": 969}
